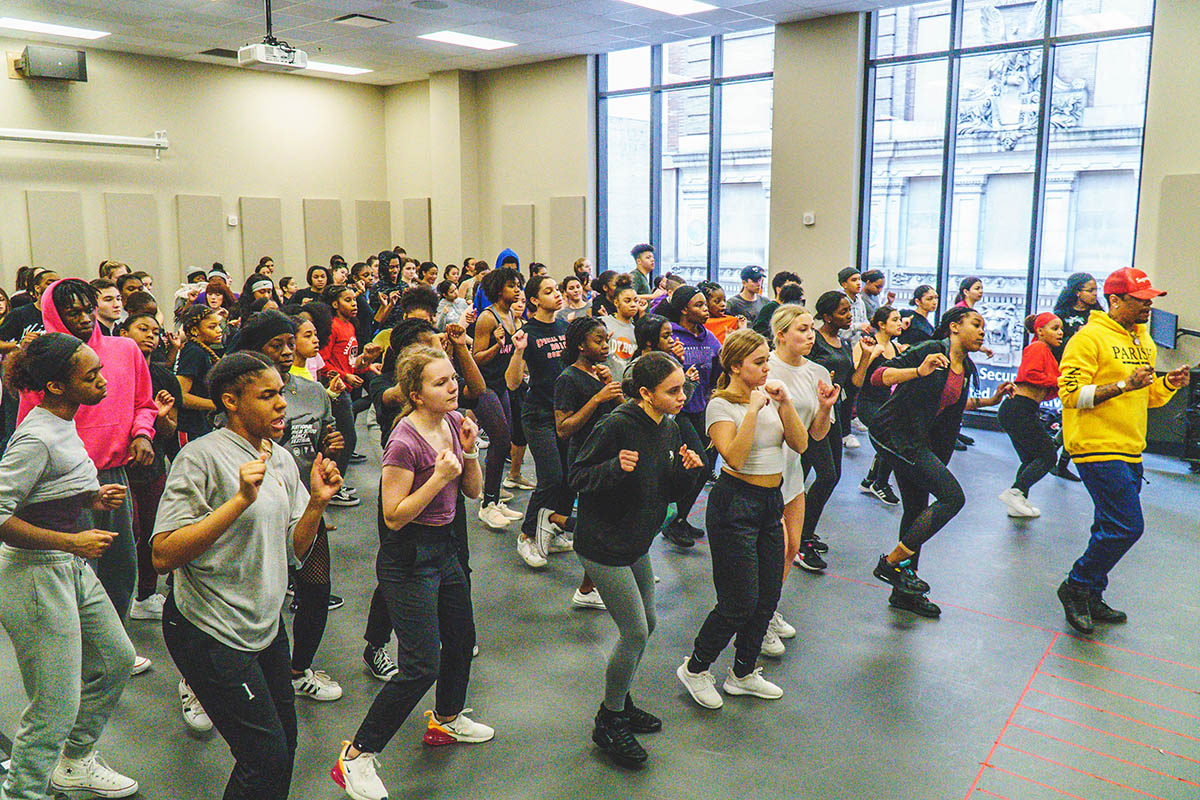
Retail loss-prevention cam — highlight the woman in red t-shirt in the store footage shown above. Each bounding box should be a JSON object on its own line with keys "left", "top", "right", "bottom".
{"left": 996, "top": 312, "right": 1064, "bottom": 519}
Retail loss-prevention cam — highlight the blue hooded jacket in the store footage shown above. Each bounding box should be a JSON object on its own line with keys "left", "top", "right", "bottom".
{"left": 474, "top": 248, "right": 521, "bottom": 315}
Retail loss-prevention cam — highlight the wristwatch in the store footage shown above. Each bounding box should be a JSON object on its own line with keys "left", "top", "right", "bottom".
{"left": 1116, "top": 379, "right": 1127, "bottom": 392}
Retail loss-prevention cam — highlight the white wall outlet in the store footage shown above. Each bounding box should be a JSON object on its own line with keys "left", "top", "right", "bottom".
{"left": 802, "top": 212, "right": 815, "bottom": 226}
{"left": 226, "top": 214, "right": 238, "bottom": 227}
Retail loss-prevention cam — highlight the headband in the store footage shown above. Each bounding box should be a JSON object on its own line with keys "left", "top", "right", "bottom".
{"left": 249, "top": 279, "right": 273, "bottom": 295}
{"left": 1033, "top": 312, "right": 1059, "bottom": 331}
{"left": 236, "top": 312, "right": 295, "bottom": 354}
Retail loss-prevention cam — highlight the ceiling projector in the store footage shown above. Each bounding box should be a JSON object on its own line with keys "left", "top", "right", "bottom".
{"left": 238, "top": 42, "right": 307, "bottom": 72}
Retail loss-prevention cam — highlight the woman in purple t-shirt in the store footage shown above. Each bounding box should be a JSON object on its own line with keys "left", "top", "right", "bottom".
{"left": 334, "top": 346, "right": 494, "bottom": 800}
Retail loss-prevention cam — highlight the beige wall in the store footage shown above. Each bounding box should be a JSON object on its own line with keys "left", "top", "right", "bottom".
{"left": 768, "top": 14, "right": 866, "bottom": 295}
{"left": 383, "top": 79, "right": 432, "bottom": 253}
{"left": 0, "top": 39, "right": 387, "bottom": 288}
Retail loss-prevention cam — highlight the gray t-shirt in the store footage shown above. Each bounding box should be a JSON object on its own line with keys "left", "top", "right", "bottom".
{"left": 279, "top": 373, "right": 334, "bottom": 482}
{"left": 154, "top": 428, "right": 308, "bottom": 651}
{"left": 726, "top": 292, "right": 765, "bottom": 322}
{"left": 0, "top": 406, "right": 99, "bottom": 528}
{"left": 603, "top": 315, "right": 638, "bottom": 383}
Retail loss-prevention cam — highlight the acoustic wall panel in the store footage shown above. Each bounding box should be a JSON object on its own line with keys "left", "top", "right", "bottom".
{"left": 356, "top": 200, "right": 391, "bottom": 258}
{"left": 27, "top": 190, "right": 85, "bottom": 274}
{"left": 500, "top": 204, "right": 534, "bottom": 265}
{"left": 303, "top": 199, "right": 343, "bottom": 267}
{"left": 1156, "top": 175, "right": 1200, "bottom": 279}
{"left": 176, "top": 194, "right": 224, "bottom": 277}
{"left": 240, "top": 197, "right": 284, "bottom": 275}
{"left": 402, "top": 197, "right": 431, "bottom": 262}
{"left": 104, "top": 192, "right": 161, "bottom": 275}
{"left": 548, "top": 195, "right": 587, "bottom": 273}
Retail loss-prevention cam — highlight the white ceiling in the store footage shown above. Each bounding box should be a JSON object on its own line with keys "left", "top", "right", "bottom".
{"left": 0, "top": 0, "right": 904, "bottom": 85}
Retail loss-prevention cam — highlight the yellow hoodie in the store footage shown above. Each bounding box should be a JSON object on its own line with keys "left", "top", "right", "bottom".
{"left": 1058, "top": 310, "right": 1176, "bottom": 463}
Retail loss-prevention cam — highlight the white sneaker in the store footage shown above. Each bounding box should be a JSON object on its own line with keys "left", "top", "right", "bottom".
{"left": 770, "top": 611, "right": 796, "bottom": 639}
{"left": 332, "top": 742, "right": 388, "bottom": 800}
{"left": 179, "top": 680, "right": 212, "bottom": 733}
{"left": 547, "top": 531, "right": 574, "bottom": 553}
{"left": 130, "top": 655, "right": 152, "bottom": 676}
{"left": 534, "top": 507, "right": 559, "bottom": 556}
{"left": 496, "top": 501, "right": 523, "bottom": 520}
{"left": 723, "top": 667, "right": 783, "bottom": 699}
{"left": 424, "top": 709, "right": 495, "bottom": 743}
{"left": 478, "top": 502, "right": 511, "bottom": 530}
{"left": 502, "top": 474, "right": 536, "bottom": 490}
{"left": 571, "top": 588, "right": 605, "bottom": 609}
{"left": 999, "top": 487, "right": 1039, "bottom": 518}
{"left": 842, "top": 434, "right": 861, "bottom": 449}
{"left": 51, "top": 751, "right": 138, "bottom": 798}
{"left": 499, "top": 488, "right": 513, "bottom": 501}
{"left": 129, "top": 593, "right": 165, "bottom": 620}
{"left": 676, "top": 659, "right": 723, "bottom": 709}
{"left": 293, "top": 668, "right": 343, "bottom": 701}
{"left": 472, "top": 644, "right": 480, "bottom": 658}
{"left": 477, "top": 434, "right": 489, "bottom": 449}
{"left": 517, "top": 536, "right": 547, "bottom": 568}
{"left": 761, "top": 628, "right": 786, "bottom": 658}
{"left": 851, "top": 417, "right": 868, "bottom": 433}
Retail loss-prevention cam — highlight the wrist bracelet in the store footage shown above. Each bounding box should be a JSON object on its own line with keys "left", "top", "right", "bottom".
{"left": 463, "top": 449, "right": 479, "bottom": 460}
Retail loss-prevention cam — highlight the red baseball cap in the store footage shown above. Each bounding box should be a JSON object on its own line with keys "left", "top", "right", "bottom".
{"left": 1103, "top": 267, "right": 1165, "bottom": 300}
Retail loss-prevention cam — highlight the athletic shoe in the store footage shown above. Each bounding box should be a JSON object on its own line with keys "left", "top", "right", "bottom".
{"left": 680, "top": 519, "right": 705, "bottom": 539}
{"left": 364, "top": 645, "right": 398, "bottom": 681}
{"left": 535, "top": 507, "right": 560, "bottom": 557}
{"left": 870, "top": 483, "right": 901, "bottom": 506}
{"left": 1051, "top": 462, "right": 1082, "bottom": 482}
{"left": 517, "top": 536, "right": 547, "bottom": 569}
{"left": 760, "top": 628, "right": 785, "bottom": 658}
{"left": 51, "top": 751, "right": 138, "bottom": 798}
{"left": 571, "top": 588, "right": 606, "bottom": 609}
{"left": 331, "top": 741, "right": 387, "bottom": 800}
{"left": 473, "top": 644, "right": 479, "bottom": 657}
{"left": 502, "top": 474, "right": 536, "bottom": 490}
{"left": 722, "top": 667, "right": 783, "bottom": 700}
{"left": 842, "top": 434, "right": 861, "bottom": 449}
{"left": 129, "top": 593, "right": 165, "bottom": 620}
{"left": 343, "top": 485, "right": 359, "bottom": 497}
{"left": 796, "top": 541, "right": 827, "bottom": 573}
{"left": 954, "top": 441, "right": 968, "bottom": 452}
{"left": 592, "top": 709, "right": 647, "bottom": 767}
{"left": 851, "top": 417, "right": 868, "bottom": 433}
{"left": 888, "top": 589, "right": 941, "bottom": 618}
{"left": 349, "top": 451, "right": 368, "bottom": 464}
{"left": 286, "top": 575, "right": 295, "bottom": 597}
{"left": 769, "top": 611, "right": 796, "bottom": 639}
{"left": 496, "top": 501, "right": 523, "bottom": 520}
{"left": 859, "top": 477, "right": 875, "bottom": 495}
{"left": 873, "top": 554, "right": 929, "bottom": 594}
{"left": 179, "top": 680, "right": 212, "bottom": 733}
{"left": 130, "top": 655, "right": 152, "bottom": 676}
{"left": 676, "top": 659, "right": 723, "bottom": 709}
{"left": 293, "top": 668, "right": 343, "bottom": 701}
{"left": 478, "top": 433, "right": 489, "bottom": 449}
{"left": 548, "top": 532, "right": 574, "bottom": 553}
{"left": 809, "top": 536, "right": 829, "bottom": 554}
{"left": 958, "top": 433, "right": 975, "bottom": 445}
{"left": 478, "top": 503, "right": 511, "bottom": 530}
{"left": 423, "top": 709, "right": 494, "bottom": 745}
{"left": 328, "top": 487, "right": 361, "bottom": 507}
{"left": 1089, "top": 593, "right": 1127, "bottom": 624}
{"left": 623, "top": 695, "right": 662, "bottom": 733}
{"left": 1057, "top": 580, "right": 1094, "bottom": 635}
{"left": 288, "top": 593, "right": 344, "bottom": 613}
{"left": 499, "top": 488, "right": 513, "bottom": 501}
{"left": 999, "top": 487, "right": 1039, "bottom": 518}
{"left": 662, "top": 520, "right": 696, "bottom": 548}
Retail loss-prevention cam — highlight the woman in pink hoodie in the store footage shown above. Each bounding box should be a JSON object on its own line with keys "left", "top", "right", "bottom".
{"left": 17, "top": 279, "right": 157, "bottom": 642}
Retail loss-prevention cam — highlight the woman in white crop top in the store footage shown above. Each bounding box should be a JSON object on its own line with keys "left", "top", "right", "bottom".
{"left": 677, "top": 329, "right": 806, "bottom": 709}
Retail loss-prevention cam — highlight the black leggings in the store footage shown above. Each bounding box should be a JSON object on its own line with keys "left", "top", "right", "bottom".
{"left": 800, "top": 432, "right": 842, "bottom": 540}
{"left": 884, "top": 445, "right": 964, "bottom": 568}
{"left": 997, "top": 396, "right": 1056, "bottom": 496}
{"left": 856, "top": 399, "right": 893, "bottom": 488}
{"left": 674, "top": 410, "right": 710, "bottom": 524}
{"left": 331, "top": 392, "right": 357, "bottom": 479}
{"left": 291, "top": 520, "right": 330, "bottom": 673}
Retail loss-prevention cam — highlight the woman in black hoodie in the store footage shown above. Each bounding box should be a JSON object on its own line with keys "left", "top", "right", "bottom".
{"left": 569, "top": 352, "right": 704, "bottom": 767}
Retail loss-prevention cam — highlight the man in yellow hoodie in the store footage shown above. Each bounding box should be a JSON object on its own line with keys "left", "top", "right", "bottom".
{"left": 1056, "top": 268, "right": 1190, "bottom": 634}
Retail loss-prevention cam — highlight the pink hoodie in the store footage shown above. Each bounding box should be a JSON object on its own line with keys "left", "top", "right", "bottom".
{"left": 17, "top": 279, "right": 157, "bottom": 471}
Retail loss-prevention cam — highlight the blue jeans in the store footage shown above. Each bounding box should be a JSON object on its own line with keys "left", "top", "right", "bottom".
{"left": 1068, "top": 460, "right": 1144, "bottom": 594}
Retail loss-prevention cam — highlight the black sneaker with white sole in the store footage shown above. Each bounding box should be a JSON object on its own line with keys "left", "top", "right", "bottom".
{"left": 809, "top": 537, "right": 829, "bottom": 554}
{"left": 888, "top": 589, "right": 941, "bottom": 618}
{"left": 363, "top": 644, "right": 399, "bottom": 681}
{"left": 796, "top": 541, "right": 826, "bottom": 572}
{"left": 870, "top": 483, "right": 901, "bottom": 506}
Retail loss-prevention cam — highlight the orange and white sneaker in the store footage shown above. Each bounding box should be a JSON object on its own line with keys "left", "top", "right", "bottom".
{"left": 422, "top": 709, "right": 495, "bottom": 746}
{"left": 331, "top": 741, "right": 388, "bottom": 800}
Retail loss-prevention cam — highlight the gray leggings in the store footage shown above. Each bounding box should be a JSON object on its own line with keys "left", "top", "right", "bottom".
{"left": 577, "top": 553, "right": 656, "bottom": 712}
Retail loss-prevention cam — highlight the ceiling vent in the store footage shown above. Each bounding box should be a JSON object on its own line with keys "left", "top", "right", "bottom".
{"left": 332, "top": 14, "right": 392, "bottom": 28}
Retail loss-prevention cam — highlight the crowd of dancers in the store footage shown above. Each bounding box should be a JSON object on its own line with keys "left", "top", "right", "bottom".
{"left": 0, "top": 248, "right": 1185, "bottom": 800}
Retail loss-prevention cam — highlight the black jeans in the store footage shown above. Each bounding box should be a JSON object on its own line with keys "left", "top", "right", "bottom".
{"left": 353, "top": 525, "right": 475, "bottom": 754}
{"left": 520, "top": 409, "right": 574, "bottom": 537}
{"left": 162, "top": 594, "right": 296, "bottom": 800}
{"left": 691, "top": 474, "right": 785, "bottom": 676}
{"left": 800, "top": 432, "right": 842, "bottom": 540}
{"left": 884, "top": 446, "right": 965, "bottom": 568}
{"left": 856, "top": 398, "right": 893, "bottom": 489}
{"left": 674, "top": 409, "right": 711, "bottom": 524}
{"left": 331, "top": 391, "right": 357, "bottom": 480}
{"left": 997, "top": 396, "right": 1056, "bottom": 495}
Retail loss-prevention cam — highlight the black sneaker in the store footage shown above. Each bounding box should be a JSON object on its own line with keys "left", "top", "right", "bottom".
{"left": 1057, "top": 580, "right": 1094, "bottom": 635}
{"left": 662, "top": 520, "right": 696, "bottom": 548}
{"left": 870, "top": 483, "right": 901, "bottom": 506}
{"left": 680, "top": 520, "right": 705, "bottom": 539}
{"left": 624, "top": 695, "right": 662, "bottom": 733}
{"left": 349, "top": 451, "right": 368, "bottom": 464}
{"left": 858, "top": 477, "right": 875, "bottom": 495}
{"left": 1089, "top": 594, "right": 1127, "bottom": 624}
{"left": 809, "top": 537, "right": 829, "bottom": 554}
{"left": 958, "top": 433, "right": 975, "bottom": 446}
{"left": 873, "top": 554, "right": 928, "bottom": 594}
{"left": 888, "top": 589, "right": 941, "bottom": 618}
{"left": 796, "top": 541, "right": 827, "bottom": 573}
{"left": 363, "top": 644, "right": 399, "bottom": 681}
{"left": 592, "top": 709, "right": 647, "bottom": 767}
{"left": 327, "top": 593, "right": 344, "bottom": 611}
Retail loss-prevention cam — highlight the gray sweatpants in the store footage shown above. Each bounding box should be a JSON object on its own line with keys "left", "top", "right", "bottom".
{"left": 577, "top": 553, "right": 657, "bottom": 712}
{"left": 0, "top": 545, "right": 135, "bottom": 800}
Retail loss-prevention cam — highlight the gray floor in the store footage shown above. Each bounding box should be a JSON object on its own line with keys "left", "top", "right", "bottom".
{"left": 3, "top": 424, "right": 1198, "bottom": 800}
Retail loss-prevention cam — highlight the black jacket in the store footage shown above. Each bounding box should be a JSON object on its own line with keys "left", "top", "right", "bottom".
{"left": 867, "top": 339, "right": 974, "bottom": 466}
{"left": 899, "top": 312, "right": 935, "bottom": 345}
{"left": 569, "top": 401, "right": 699, "bottom": 566}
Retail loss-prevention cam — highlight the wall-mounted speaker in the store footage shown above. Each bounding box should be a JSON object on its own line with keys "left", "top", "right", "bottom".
{"left": 19, "top": 46, "right": 87, "bottom": 81}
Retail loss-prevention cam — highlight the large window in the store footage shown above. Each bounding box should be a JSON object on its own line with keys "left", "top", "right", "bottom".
{"left": 598, "top": 31, "right": 774, "bottom": 296}
{"left": 861, "top": 0, "right": 1154, "bottom": 395}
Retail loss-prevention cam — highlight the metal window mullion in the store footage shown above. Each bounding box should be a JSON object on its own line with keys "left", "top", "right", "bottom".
{"left": 934, "top": 3, "right": 962, "bottom": 304}
{"left": 649, "top": 45, "right": 664, "bottom": 272}
{"left": 596, "top": 54, "right": 609, "bottom": 269}
{"left": 708, "top": 36, "right": 723, "bottom": 282}
{"left": 1023, "top": 0, "right": 1057, "bottom": 320}
{"left": 1127, "top": 19, "right": 1157, "bottom": 265}
{"left": 857, "top": 12, "right": 878, "bottom": 272}
{"left": 865, "top": 27, "right": 1152, "bottom": 70}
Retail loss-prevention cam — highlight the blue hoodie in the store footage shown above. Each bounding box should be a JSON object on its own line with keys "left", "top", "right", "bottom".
{"left": 473, "top": 248, "right": 521, "bottom": 315}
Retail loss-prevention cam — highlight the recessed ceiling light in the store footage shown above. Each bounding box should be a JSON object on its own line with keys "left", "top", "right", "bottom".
{"left": 418, "top": 30, "right": 516, "bottom": 50}
{"left": 0, "top": 16, "right": 110, "bottom": 40}
{"left": 613, "top": 0, "right": 718, "bottom": 15}
{"left": 304, "top": 60, "right": 373, "bottom": 75}
{"left": 332, "top": 14, "right": 391, "bottom": 29}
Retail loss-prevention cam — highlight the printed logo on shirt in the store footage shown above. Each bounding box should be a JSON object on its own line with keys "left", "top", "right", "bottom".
{"left": 611, "top": 336, "right": 636, "bottom": 362}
